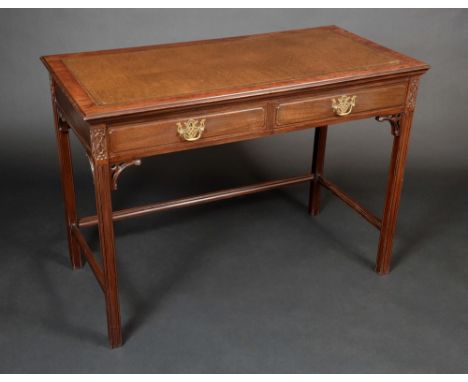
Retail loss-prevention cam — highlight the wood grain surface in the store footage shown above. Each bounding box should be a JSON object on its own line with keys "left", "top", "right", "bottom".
{"left": 41, "top": 26, "right": 429, "bottom": 120}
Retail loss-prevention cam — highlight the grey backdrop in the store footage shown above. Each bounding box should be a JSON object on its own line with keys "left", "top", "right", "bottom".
{"left": 1, "top": 9, "right": 467, "bottom": 373}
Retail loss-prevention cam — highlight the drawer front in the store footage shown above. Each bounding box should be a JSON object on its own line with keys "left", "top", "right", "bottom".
{"left": 109, "top": 106, "right": 266, "bottom": 155}
{"left": 275, "top": 82, "right": 407, "bottom": 127}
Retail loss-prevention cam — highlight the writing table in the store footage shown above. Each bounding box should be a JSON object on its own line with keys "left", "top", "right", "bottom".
{"left": 41, "top": 26, "right": 429, "bottom": 348}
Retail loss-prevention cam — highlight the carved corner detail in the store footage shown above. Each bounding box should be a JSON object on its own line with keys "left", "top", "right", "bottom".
{"left": 91, "top": 126, "right": 107, "bottom": 161}
{"left": 111, "top": 159, "right": 142, "bottom": 190}
{"left": 376, "top": 114, "right": 402, "bottom": 137}
{"left": 406, "top": 78, "right": 419, "bottom": 112}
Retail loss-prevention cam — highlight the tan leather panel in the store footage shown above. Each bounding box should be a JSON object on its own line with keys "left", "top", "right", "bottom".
{"left": 62, "top": 28, "right": 402, "bottom": 106}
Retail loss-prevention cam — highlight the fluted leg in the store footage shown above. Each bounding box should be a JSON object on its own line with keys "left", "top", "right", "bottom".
{"left": 91, "top": 125, "right": 122, "bottom": 348}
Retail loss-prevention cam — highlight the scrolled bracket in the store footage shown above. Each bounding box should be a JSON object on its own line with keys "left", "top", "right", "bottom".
{"left": 85, "top": 136, "right": 141, "bottom": 191}
{"left": 376, "top": 114, "right": 402, "bottom": 137}
{"left": 110, "top": 159, "right": 142, "bottom": 191}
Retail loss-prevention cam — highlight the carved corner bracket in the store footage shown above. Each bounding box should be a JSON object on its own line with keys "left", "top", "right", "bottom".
{"left": 110, "top": 159, "right": 142, "bottom": 191}
{"left": 56, "top": 108, "right": 70, "bottom": 133}
{"left": 376, "top": 114, "right": 402, "bottom": 137}
{"left": 85, "top": 153, "right": 142, "bottom": 191}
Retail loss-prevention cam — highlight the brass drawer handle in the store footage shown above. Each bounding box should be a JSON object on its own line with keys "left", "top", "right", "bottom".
{"left": 331, "top": 95, "right": 357, "bottom": 116}
{"left": 177, "top": 118, "right": 206, "bottom": 141}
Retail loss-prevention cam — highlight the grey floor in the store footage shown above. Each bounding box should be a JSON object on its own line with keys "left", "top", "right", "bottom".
{"left": 1, "top": 123, "right": 468, "bottom": 373}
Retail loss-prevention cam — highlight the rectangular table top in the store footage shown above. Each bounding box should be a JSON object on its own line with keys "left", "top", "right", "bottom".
{"left": 42, "top": 25, "right": 428, "bottom": 121}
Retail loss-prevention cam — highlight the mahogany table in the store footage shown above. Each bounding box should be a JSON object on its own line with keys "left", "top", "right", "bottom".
{"left": 41, "top": 26, "right": 429, "bottom": 348}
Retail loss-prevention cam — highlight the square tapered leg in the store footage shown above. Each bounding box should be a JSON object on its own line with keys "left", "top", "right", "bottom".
{"left": 309, "top": 126, "right": 328, "bottom": 215}
{"left": 51, "top": 82, "right": 83, "bottom": 269}
{"left": 91, "top": 125, "right": 123, "bottom": 348}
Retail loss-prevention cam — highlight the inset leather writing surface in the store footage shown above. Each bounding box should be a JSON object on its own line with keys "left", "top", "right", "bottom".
{"left": 63, "top": 28, "right": 398, "bottom": 106}
{"left": 42, "top": 26, "right": 429, "bottom": 119}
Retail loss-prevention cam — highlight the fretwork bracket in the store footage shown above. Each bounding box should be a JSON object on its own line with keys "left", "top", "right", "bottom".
{"left": 376, "top": 114, "right": 402, "bottom": 137}
{"left": 110, "top": 160, "right": 142, "bottom": 191}
{"left": 85, "top": 154, "right": 142, "bottom": 191}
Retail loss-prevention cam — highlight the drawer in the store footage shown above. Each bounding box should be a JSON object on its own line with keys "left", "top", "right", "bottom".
{"left": 108, "top": 106, "right": 267, "bottom": 155}
{"left": 275, "top": 82, "right": 407, "bottom": 127}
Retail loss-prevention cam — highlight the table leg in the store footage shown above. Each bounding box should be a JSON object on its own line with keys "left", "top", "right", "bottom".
{"left": 91, "top": 125, "right": 123, "bottom": 348}
{"left": 51, "top": 84, "right": 83, "bottom": 269}
{"left": 375, "top": 111, "right": 415, "bottom": 274}
{"left": 308, "top": 126, "right": 328, "bottom": 215}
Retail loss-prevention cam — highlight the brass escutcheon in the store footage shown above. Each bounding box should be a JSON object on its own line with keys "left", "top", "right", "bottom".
{"left": 331, "top": 95, "right": 357, "bottom": 116}
{"left": 176, "top": 118, "right": 206, "bottom": 141}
